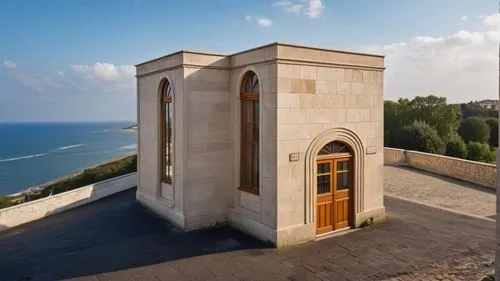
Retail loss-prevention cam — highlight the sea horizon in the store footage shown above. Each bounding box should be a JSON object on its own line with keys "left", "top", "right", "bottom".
{"left": 0, "top": 121, "right": 138, "bottom": 195}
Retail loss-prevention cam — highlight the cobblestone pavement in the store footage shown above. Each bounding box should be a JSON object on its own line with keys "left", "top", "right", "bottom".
{"left": 0, "top": 168, "right": 496, "bottom": 281}
{"left": 384, "top": 165, "right": 496, "bottom": 219}
{"left": 383, "top": 252, "right": 494, "bottom": 281}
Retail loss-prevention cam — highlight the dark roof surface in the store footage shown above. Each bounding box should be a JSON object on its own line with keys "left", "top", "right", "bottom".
{"left": 0, "top": 188, "right": 268, "bottom": 281}
{"left": 0, "top": 172, "right": 495, "bottom": 281}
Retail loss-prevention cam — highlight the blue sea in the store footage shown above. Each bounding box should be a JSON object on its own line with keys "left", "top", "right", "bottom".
{"left": 0, "top": 122, "right": 137, "bottom": 195}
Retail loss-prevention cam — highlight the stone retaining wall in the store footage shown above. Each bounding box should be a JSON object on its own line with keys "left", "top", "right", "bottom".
{"left": 384, "top": 148, "right": 496, "bottom": 189}
{"left": 0, "top": 173, "right": 137, "bottom": 232}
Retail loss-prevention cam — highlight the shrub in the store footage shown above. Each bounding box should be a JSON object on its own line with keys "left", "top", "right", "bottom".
{"left": 466, "top": 142, "right": 495, "bottom": 163}
{"left": 445, "top": 133, "right": 468, "bottom": 159}
{"left": 458, "top": 117, "right": 490, "bottom": 143}
{"left": 460, "top": 103, "right": 489, "bottom": 119}
{"left": 0, "top": 196, "right": 12, "bottom": 209}
{"left": 40, "top": 154, "right": 137, "bottom": 197}
{"left": 485, "top": 117, "right": 499, "bottom": 147}
{"left": 394, "top": 120, "right": 446, "bottom": 155}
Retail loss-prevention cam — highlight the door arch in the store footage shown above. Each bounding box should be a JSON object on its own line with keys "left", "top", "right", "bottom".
{"left": 304, "top": 127, "right": 365, "bottom": 231}
{"left": 315, "top": 141, "right": 354, "bottom": 234}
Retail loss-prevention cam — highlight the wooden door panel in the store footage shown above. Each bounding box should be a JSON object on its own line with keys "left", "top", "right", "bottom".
{"left": 333, "top": 158, "right": 352, "bottom": 231}
{"left": 334, "top": 198, "right": 349, "bottom": 229}
{"left": 317, "top": 202, "right": 333, "bottom": 234}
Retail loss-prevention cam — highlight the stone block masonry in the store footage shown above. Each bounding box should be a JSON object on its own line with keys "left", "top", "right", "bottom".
{"left": 384, "top": 147, "right": 496, "bottom": 189}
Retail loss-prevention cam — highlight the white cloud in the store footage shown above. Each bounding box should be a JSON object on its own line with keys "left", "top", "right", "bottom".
{"left": 1, "top": 60, "right": 135, "bottom": 94}
{"left": 245, "top": 15, "right": 272, "bottom": 27}
{"left": 3, "top": 60, "right": 17, "bottom": 69}
{"left": 304, "top": 0, "right": 324, "bottom": 18}
{"left": 70, "top": 62, "right": 134, "bottom": 81}
{"left": 93, "top": 63, "right": 121, "bottom": 81}
{"left": 272, "top": 0, "right": 302, "bottom": 13}
{"left": 272, "top": 0, "right": 292, "bottom": 7}
{"left": 10, "top": 72, "right": 48, "bottom": 92}
{"left": 67, "top": 62, "right": 135, "bottom": 92}
{"left": 363, "top": 14, "right": 499, "bottom": 103}
{"left": 289, "top": 4, "right": 303, "bottom": 13}
{"left": 460, "top": 15, "right": 468, "bottom": 20}
{"left": 482, "top": 12, "right": 499, "bottom": 30}
{"left": 119, "top": 65, "right": 135, "bottom": 77}
{"left": 272, "top": 0, "right": 323, "bottom": 18}
{"left": 258, "top": 17, "right": 273, "bottom": 27}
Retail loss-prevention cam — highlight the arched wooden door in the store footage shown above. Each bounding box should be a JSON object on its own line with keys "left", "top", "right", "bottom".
{"left": 316, "top": 141, "right": 353, "bottom": 235}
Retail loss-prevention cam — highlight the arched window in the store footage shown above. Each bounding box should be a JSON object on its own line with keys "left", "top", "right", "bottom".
{"left": 240, "top": 71, "right": 260, "bottom": 195}
{"left": 318, "top": 141, "right": 350, "bottom": 156}
{"left": 160, "top": 79, "right": 173, "bottom": 183}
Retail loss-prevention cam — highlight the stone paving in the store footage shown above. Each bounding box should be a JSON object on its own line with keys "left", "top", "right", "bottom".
{"left": 384, "top": 165, "right": 496, "bottom": 219}
{"left": 0, "top": 167, "right": 496, "bottom": 281}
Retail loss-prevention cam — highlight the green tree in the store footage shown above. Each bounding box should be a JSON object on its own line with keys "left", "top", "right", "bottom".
{"left": 405, "top": 95, "right": 462, "bottom": 142}
{"left": 487, "top": 108, "right": 498, "bottom": 118}
{"left": 393, "top": 121, "right": 446, "bottom": 155}
{"left": 485, "top": 117, "right": 499, "bottom": 147}
{"left": 384, "top": 95, "right": 461, "bottom": 147}
{"left": 458, "top": 117, "right": 490, "bottom": 143}
{"left": 445, "top": 133, "right": 468, "bottom": 159}
{"left": 466, "top": 142, "right": 496, "bottom": 163}
{"left": 384, "top": 100, "right": 410, "bottom": 147}
{"left": 460, "top": 102, "right": 489, "bottom": 119}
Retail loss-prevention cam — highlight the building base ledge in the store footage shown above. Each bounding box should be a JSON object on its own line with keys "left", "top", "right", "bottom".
{"left": 184, "top": 211, "right": 228, "bottom": 230}
{"left": 275, "top": 223, "right": 316, "bottom": 248}
{"left": 355, "top": 206, "right": 386, "bottom": 227}
{"left": 229, "top": 208, "right": 277, "bottom": 245}
{"left": 136, "top": 190, "right": 185, "bottom": 228}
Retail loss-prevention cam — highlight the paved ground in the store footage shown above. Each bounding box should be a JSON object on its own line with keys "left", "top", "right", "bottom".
{"left": 0, "top": 167, "right": 496, "bottom": 281}
{"left": 384, "top": 165, "right": 496, "bottom": 219}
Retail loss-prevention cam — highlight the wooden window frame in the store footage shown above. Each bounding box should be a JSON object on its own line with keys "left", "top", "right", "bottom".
{"left": 160, "top": 81, "right": 173, "bottom": 184}
{"left": 239, "top": 72, "right": 260, "bottom": 195}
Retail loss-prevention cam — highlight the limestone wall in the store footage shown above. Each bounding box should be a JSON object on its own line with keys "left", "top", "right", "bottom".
{"left": 183, "top": 66, "right": 232, "bottom": 228}
{"left": 384, "top": 148, "right": 496, "bottom": 189}
{"left": 275, "top": 58, "right": 386, "bottom": 246}
{"left": 228, "top": 62, "right": 278, "bottom": 243}
{"left": 0, "top": 173, "right": 137, "bottom": 232}
{"left": 135, "top": 66, "right": 190, "bottom": 229}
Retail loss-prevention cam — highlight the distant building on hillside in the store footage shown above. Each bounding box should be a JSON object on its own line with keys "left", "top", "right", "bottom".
{"left": 475, "top": 99, "right": 499, "bottom": 110}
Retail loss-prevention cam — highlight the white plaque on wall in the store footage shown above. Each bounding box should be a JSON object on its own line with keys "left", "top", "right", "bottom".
{"left": 366, "top": 146, "right": 377, "bottom": 155}
{"left": 289, "top": 152, "right": 300, "bottom": 162}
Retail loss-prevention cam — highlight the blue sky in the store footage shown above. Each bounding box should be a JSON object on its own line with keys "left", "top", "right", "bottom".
{"left": 0, "top": 0, "right": 498, "bottom": 122}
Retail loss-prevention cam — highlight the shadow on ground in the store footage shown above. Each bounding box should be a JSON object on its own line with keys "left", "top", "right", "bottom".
{"left": 0, "top": 188, "right": 271, "bottom": 281}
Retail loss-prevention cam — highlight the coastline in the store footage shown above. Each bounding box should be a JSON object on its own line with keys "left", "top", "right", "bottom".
{"left": 6, "top": 152, "right": 137, "bottom": 198}
{"left": 0, "top": 121, "right": 137, "bottom": 195}
{"left": 121, "top": 124, "right": 137, "bottom": 132}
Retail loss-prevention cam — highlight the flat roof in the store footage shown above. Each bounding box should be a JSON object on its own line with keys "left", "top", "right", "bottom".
{"left": 135, "top": 42, "right": 385, "bottom": 67}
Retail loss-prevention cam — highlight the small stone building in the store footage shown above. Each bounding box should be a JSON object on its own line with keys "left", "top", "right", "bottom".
{"left": 135, "top": 42, "right": 386, "bottom": 247}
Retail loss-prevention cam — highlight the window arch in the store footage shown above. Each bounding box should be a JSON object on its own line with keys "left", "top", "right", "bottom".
{"left": 318, "top": 141, "right": 351, "bottom": 156}
{"left": 160, "top": 79, "right": 173, "bottom": 183}
{"left": 240, "top": 71, "right": 260, "bottom": 195}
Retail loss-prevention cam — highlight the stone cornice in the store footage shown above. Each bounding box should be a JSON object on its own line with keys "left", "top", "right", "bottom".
{"left": 136, "top": 57, "right": 385, "bottom": 79}
{"left": 135, "top": 42, "right": 386, "bottom": 77}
